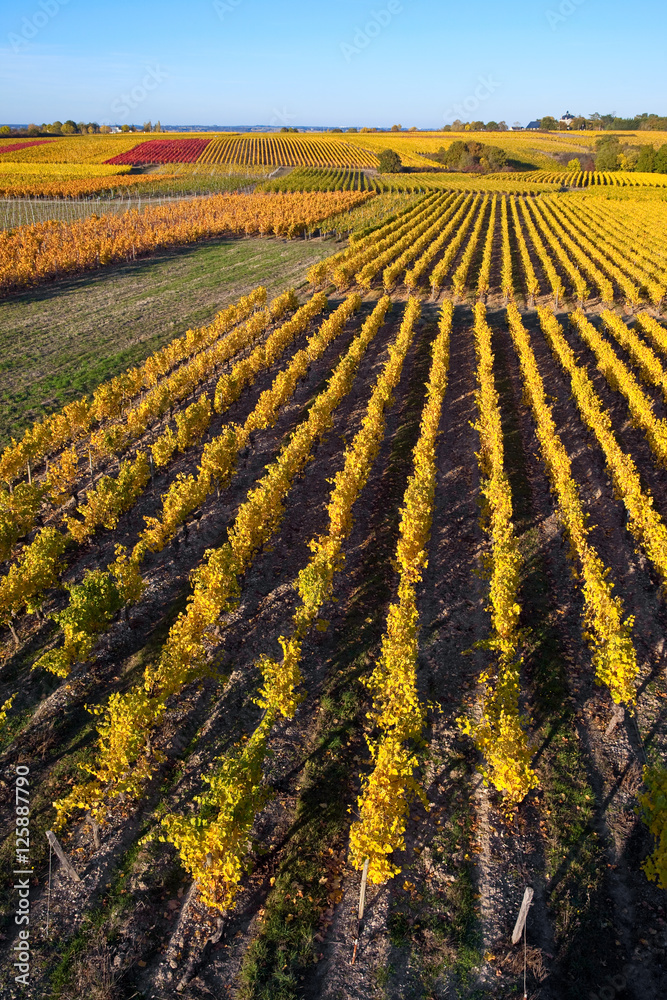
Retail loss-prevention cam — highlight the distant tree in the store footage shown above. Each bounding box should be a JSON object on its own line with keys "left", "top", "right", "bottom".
{"left": 636, "top": 144, "right": 656, "bottom": 172}
{"left": 571, "top": 116, "right": 587, "bottom": 130}
{"left": 121, "top": 124, "right": 131, "bottom": 132}
{"left": 539, "top": 116, "right": 558, "bottom": 131}
{"left": 408, "top": 126, "right": 417, "bottom": 131}
{"left": 0, "top": 125, "right": 10, "bottom": 135}
{"left": 451, "top": 119, "right": 464, "bottom": 131}
{"left": 330, "top": 127, "right": 343, "bottom": 133}
{"left": 61, "top": 123, "right": 76, "bottom": 134}
{"left": 347, "top": 126, "right": 358, "bottom": 133}
{"left": 485, "top": 121, "right": 499, "bottom": 131}
{"left": 435, "top": 140, "right": 466, "bottom": 168}
{"left": 154, "top": 120, "right": 162, "bottom": 132}
{"left": 377, "top": 148, "right": 402, "bottom": 172}
{"left": 655, "top": 144, "right": 667, "bottom": 173}
{"left": 595, "top": 135, "right": 621, "bottom": 170}
{"left": 441, "top": 124, "right": 452, "bottom": 131}
{"left": 497, "top": 121, "right": 508, "bottom": 131}
{"left": 431, "top": 139, "right": 506, "bottom": 173}
{"left": 27, "top": 124, "right": 41, "bottom": 136}
{"left": 641, "top": 116, "right": 667, "bottom": 131}
{"left": 480, "top": 145, "right": 507, "bottom": 170}
{"left": 143, "top": 121, "right": 152, "bottom": 132}
{"left": 567, "top": 158, "right": 582, "bottom": 171}
{"left": 618, "top": 146, "right": 640, "bottom": 170}
{"left": 469, "top": 120, "right": 485, "bottom": 131}
{"left": 390, "top": 124, "right": 402, "bottom": 131}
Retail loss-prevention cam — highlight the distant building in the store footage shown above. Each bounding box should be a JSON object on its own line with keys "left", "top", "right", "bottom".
{"left": 560, "top": 110, "right": 576, "bottom": 126}
{"left": 526, "top": 120, "right": 541, "bottom": 130}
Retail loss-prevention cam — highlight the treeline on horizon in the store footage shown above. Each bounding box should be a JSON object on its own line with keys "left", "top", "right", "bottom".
{"left": 590, "top": 134, "right": 667, "bottom": 173}
{"left": 444, "top": 112, "right": 667, "bottom": 132}
{"left": 3, "top": 112, "right": 667, "bottom": 139}
{"left": 0, "top": 120, "right": 163, "bottom": 137}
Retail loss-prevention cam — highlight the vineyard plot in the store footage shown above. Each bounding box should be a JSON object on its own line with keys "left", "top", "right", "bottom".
{"left": 197, "top": 134, "right": 378, "bottom": 168}
{"left": 309, "top": 191, "right": 667, "bottom": 309}
{"left": 2, "top": 203, "right": 667, "bottom": 998}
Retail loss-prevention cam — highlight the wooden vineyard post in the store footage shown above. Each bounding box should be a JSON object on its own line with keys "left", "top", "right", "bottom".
{"left": 511, "top": 886, "right": 534, "bottom": 944}
{"left": 512, "top": 886, "right": 534, "bottom": 999}
{"left": 45, "top": 831, "right": 81, "bottom": 883}
{"left": 351, "top": 857, "right": 369, "bottom": 965}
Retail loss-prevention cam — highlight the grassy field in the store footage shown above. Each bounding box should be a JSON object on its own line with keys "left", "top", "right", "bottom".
{"left": 0, "top": 234, "right": 335, "bottom": 446}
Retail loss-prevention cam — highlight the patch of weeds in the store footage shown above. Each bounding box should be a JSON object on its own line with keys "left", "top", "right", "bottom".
{"left": 374, "top": 962, "right": 393, "bottom": 993}
{"left": 0, "top": 704, "right": 33, "bottom": 756}
{"left": 388, "top": 911, "right": 411, "bottom": 946}
{"left": 386, "top": 749, "right": 482, "bottom": 997}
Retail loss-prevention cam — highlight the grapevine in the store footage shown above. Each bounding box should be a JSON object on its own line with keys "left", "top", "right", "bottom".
{"left": 53, "top": 295, "right": 388, "bottom": 827}
{"left": 570, "top": 310, "right": 667, "bottom": 467}
{"left": 429, "top": 195, "right": 484, "bottom": 295}
{"left": 403, "top": 194, "right": 472, "bottom": 290}
{"left": 458, "top": 303, "right": 537, "bottom": 807}
{"left": 525, "top": 306, "right": 639, "bottom": 705}
{"left": 476, "top": 194, "right": 498, "bottom": 299}
{"left": 601, "top": 311, "right": 667, "bottom": 402}
{"left": 541, "top": 308, "right": 667, "bottom": 587}
{"left": 156, "top": 297, "right": 417, "bottom": 909}
{"left": 349, "top": 301, "right": 451, "bottom": 883}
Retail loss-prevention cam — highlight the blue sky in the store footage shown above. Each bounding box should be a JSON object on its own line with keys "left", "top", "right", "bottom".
{"left": 1, "top": 0, "right": 665, "bottom": 128}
